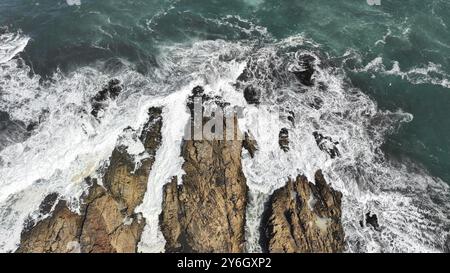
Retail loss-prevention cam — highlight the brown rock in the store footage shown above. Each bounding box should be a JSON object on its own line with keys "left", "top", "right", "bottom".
{"left": 17, "top": 107, "right": 163, "bottom": 253}
{"left": 17, "top": 201, "right": 82, "bottom": 253}
{"left": 160, "top": 90, "right": 248, "bottom": 253}
{"left": 243, "top": 131, "right": 258, "bottom": 158}
{"left": 78, "top": 183, "right": 145, "bottom": 253}
{"left": 104, "top": 107, "right": 162, "bottom": 214}
{"left": 261, "top": 170, "right": 344, "bottom": 253}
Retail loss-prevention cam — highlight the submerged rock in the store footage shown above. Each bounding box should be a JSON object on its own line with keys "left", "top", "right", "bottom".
{"left": 17, "top": 201, "right": 83, "bottom": 253}
{"left": 261, "top": 170, "right": 345, "bottom": 253}
{"left": 287, "top": 111, "right": 295, "bottom": 126}
{"left": 90, "top": 79, "right": 123, "bottom": 118}
{"left": 279, "top": 128, "right": 289, "bottom": 152}
{"left": 313, "top": 131, "right": 340, "bottom": 159}
{"left": 160, "top": 87, "right": 248, "bottom": 253}
{"left": 38, "top": 192, "right": 59, "bottom": 215}
{"left": 17, "top": 107, "right": 163, "bottom": 253}
{"left": 243, "top": 85, "right": 261, "bottom": 105}
{"left": 365, "top": 212, "right": 380, "bottom": 231}
{"left": 291, "top": 54, "right": 316, "bottom": 87}
{"left": 309, "top": 96, "right": 324, "bottom": 110}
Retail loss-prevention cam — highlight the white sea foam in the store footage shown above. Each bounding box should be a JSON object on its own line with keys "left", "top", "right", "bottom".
{"left": 0, "top": 35, "right": 448, "bottom": 253}
{"left": 66, "top": 0, "right": 81, "bottom": 7}
{"left": 235, "top": 38, "right": 449, "bottom": 252}
{"left": 0, "top": 32, "right": 29, "bottom": 64}
{"left": 136, "top": 88, "right": 192, "bottom": 253}
{"left": 358, "top": 57, "right": 450, "bottom": 88}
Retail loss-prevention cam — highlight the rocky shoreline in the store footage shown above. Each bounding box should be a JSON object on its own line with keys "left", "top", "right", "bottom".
{"left": 260, "top": 171, "right": 344, "bottom": 253}
{"left": 17, "top": 107, "right": 163, "bottom": 253}
{"left": 15, "top": 73, "right": 346, "bottom": 252}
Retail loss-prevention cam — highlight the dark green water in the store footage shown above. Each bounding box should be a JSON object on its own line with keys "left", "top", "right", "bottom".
{"left": 1, "top": 0, "right": 450, "bottom": 183}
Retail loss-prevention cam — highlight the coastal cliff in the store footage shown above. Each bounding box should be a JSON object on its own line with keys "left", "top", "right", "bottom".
{"left": 17, "top": 107, "right": 163, "bottom": 253}
{"left": 160, "top": 87, "right": 248, "bottom": 253}
{"left": 16, "top": 86, "right": 345, "bottom": 253}
{"left": 261, "top": 171, "right": 345, "bottom": 253}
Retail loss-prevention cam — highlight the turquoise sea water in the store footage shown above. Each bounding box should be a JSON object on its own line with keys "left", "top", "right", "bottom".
{"left": 1, "top": 0, "right": 449, "bottom": 183}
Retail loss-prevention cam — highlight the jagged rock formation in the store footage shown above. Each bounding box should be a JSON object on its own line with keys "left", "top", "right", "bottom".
{"left": 90, "top": 79, "right": 123, "bottom": 118}
{"left": 308, "top": 96, "right": 324, "bottom": 110}
{"left": 160, "top": 87, "right": 248, "bottom": 253}
{"left": 17, "top": 107, "right": 163, "bottom": 253}
{"left": 17, "top": 201, "right": 83, "bottom": 253}
{"left": 313, "top": 131, "right": 340, "bottom": 159}
{"left": 261, "top": 170, "right": 345, "bottom": 253}
{"left": 243, "top": 131, "right": 258, "bottom": 158}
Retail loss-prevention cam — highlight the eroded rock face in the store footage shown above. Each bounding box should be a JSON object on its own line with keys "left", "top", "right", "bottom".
{"left": 17, "top": 201, "right": 82, "bottom": 253}
{"left": 243, "top": 131, "right": 258, "bottom": 158}
{"left": 361, "top": 212, "right": 380, "bottom": 231}
{"left": 90, "top": 79, "right": 123, "bottom": 118}
{"left": 261, "top": 170, "right": 345, "bottom": 253}
{"left": 160, "top": 88, "right": 248, "bottom": 253}
{"left": 17, "top": 107, "right": 163, "bottom": 253}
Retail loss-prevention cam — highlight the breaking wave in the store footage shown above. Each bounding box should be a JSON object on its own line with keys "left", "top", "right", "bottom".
{"left": 0, "top": 32, "right": 29, "bottom": 65}
{"left": 0, "top": 30, "right": 449, "bottom": 253}
{"left": 355, "top": 56, "right": 450, "bottom": 89}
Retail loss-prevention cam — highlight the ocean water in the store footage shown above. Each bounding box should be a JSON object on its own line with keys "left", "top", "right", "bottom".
{"left": 0, "top": 0, "right": 449, "bottom": 252}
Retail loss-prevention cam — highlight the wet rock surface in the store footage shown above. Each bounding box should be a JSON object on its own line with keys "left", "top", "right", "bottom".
{"left": 160, "top": 87, "right": 248, "bottom": 253}
{"left": 90, "top": 79, "right": 123, "bottom": 118}
{"left": 364, "top": 212, "right": 380, "bottom": 231}
{"left": 291, "top": 54, "right": 316, "bottom": 87}
{"left": 17, "top": 107, "right": 163, "bottom": 253}
{"left": 243, "top": 85, "right": 261, "bottom": 105}
{"left": 0, "top": 111, "right": 38, "bottom": 151}
{"left": 261, "top": 170, "right": 345, "bottom": 253}
{"left": 243, "top": 131, "right": 258, "bottom": 158}
{"left": 279, "top": 128, "right": 290, "bottom": 152}
{"left": 313, "top": 131, "right": 340, "bottom": 159}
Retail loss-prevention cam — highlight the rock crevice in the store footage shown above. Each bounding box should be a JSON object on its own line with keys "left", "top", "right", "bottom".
{"left": 160, "top": 87, "right": 248, "bottom": 253}
{"left": 261, "top": 170, "right": 345, "bottom": 253}
{"left": 17, "top": 107, "right": 163, "bottom": 253}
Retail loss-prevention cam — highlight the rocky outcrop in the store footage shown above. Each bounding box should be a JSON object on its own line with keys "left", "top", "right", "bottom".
{"left": 313, "top": 131, "right": 340, "bottom": 159}
{"left": 279, "top": 128, "right": 289, "bottom": 152}
{"left": 160, "top": 87, "right": 248, "bottom": 253}
{"left": 103, "top": 108, "right": 162, "bottom": 214}
{"left": 261, "top": 170, "right": 344, "bottom": 253}
{"left": 90, "top": 79, "right": 123, "bottom": 118}
{"left": 243, "top": 131, "right": 258, "bottom": 158}
{"left": 17, "top": 107, "right": 163, "bottom": 253}
{"left": 308, "top": 96, "right": 324, "bottom": 110}
{"left": 291, "top": 53, "right": 316, "bottom": 87}
{"left": 243, "top": 85, "right": 261, "bottom": 105}
{"left": 360, "top": 212, "right": 380, "bottom": 231}
{"left": 17, "top": 201, "right": 83, "bottom": 253}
